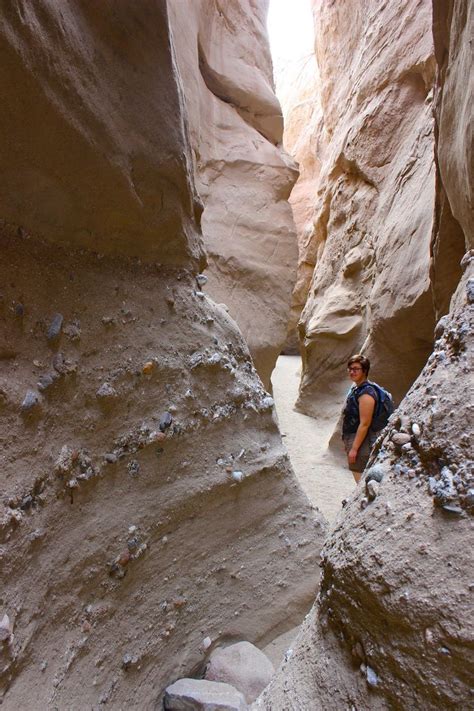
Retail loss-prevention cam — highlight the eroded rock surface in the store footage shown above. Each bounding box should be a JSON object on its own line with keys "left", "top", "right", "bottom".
{"left": 256, "top": 1, "right": 473, "bottom": 708}
{"left": 169, "top": 0, "right": 298, "bottom": 388}
{"left": 281, "top": 0, "right": 459, "bottom": 415}
{"left": 0, "top": 3, "right": 325, "bottom": 708}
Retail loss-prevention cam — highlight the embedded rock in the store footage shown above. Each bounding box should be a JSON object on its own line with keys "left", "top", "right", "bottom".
{"left": 256, "top": 1, "right": 474, "bottom": 709}
{"left": 0, "top": 3, "right": 325, "bottom": 708}
{"left": 169, "top": 1, "right": 298, "bottom": 388}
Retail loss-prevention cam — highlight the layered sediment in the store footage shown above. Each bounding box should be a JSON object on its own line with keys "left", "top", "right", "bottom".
{"left": 0, "top": 3, "right": 324, "bottom": 707}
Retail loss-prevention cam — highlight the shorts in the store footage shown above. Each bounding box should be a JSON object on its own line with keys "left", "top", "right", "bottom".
{"left": 343, "top": 431, "right": 380, "bottom": 472}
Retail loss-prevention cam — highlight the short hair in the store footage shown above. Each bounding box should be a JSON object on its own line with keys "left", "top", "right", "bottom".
{"left": 348, "top": 354, "right": 370, "bottom": 375}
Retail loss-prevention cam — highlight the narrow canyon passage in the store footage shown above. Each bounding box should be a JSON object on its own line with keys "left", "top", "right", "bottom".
{"left": 271, "top": 355, "right": 354, "bottom": 523}
{"left": 0, "top": 1, "right": 472, "bottom": 709}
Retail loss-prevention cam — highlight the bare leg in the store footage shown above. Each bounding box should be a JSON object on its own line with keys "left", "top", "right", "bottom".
{"left": 352, "top": 471, "right": 362, "bottom": 484}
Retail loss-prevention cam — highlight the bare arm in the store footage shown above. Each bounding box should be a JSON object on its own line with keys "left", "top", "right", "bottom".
{"left": 348, "top": 394, "right": 376, "bottom": 466}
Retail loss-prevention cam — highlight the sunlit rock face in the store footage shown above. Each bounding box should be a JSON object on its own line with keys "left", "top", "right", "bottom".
{"left": 256, "top": 1, "right": 474, "bottom": 709}
{"left": 283, "top": 0, "right": 455, "bottom": 416}
{"left": 0, "top": 2, "right": 325, "bottom": 707}
{"left": 169, "top": 0, "right": 298, "bottom": 389}
{"left": 277, "top": 49, "right": 324, "bottom": 354}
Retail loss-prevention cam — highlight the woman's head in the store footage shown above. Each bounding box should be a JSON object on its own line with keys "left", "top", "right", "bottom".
{"left": 347, "top": 354, "right": 370, "bottom": 377}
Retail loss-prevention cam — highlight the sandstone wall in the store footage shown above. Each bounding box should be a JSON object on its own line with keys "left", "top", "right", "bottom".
{"left": 169, "top": 0, "right": 298, "bottom": 388}
{"left": 0, "top": 3, "right": 325, "bottom": 707}
{"left": 257, "top": 0, "right": 474, "bottom": 708}
{"left": 278, "top": 49, "right": 323, "bottom": 353}
{"left": 285, "top": 0, "right": 449, "bottom": 416}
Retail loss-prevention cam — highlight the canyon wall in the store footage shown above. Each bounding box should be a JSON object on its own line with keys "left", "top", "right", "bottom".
{"left": 0, "top": 2, "right": 325, "bottom": 708}
{"left": 281, "top": 0, "right": 467, "bottom": 417}
{"left": 277, "top": 48, "right": 323, "bottom": 354}
{"left": 169, "top": 0, "right": 298, "bottom": 389}
{"left": 257, "top": 0, "right": 473, "bottom": 708}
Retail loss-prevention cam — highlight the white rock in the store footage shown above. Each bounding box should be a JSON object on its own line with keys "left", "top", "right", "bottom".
{"left": 163, "top": 678, "right": 247, "bottom": 710}
{"left": 205, "top": 641, "right": 274, "bottom": 704}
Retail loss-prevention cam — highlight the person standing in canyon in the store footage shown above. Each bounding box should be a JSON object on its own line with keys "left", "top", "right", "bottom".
{"left": 342, "top": 354, "right": 392, "bottom": 483}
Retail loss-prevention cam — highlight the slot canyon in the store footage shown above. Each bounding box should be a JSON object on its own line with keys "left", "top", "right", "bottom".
{"left": 0, "top": 1, "right": 472, "bottom": 709}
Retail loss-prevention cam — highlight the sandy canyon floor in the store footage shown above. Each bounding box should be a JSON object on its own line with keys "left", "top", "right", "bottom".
{"left": 263, "top": 355, "right": 355, "bottom": 666}
{"left": 272, "top": 355, "right": 355, "bottom": 523}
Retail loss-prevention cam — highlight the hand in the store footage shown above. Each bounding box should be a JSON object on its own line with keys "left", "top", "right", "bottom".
{"left": 348, "top": 447, "right": 358, "bottom": 465}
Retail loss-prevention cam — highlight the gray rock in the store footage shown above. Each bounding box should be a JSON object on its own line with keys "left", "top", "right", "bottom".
{"left": 159, "top": 411, "right": 173, "bottom": 432}
{"left": 164, "top": 678, "right": 247, "bottom": 710}
{"left": 366, "top": 665, "right": 379, "bottom": 687}
{"left": 366, "top": 480, "right": 380, "bottom": 501}
{"left": 21, "top": 390, "right": 40, "bottom": 411}
{"left": 96, "top": 383, "right": 117, "bottom": 400}
{"left": 391, "top": 432, "right": 411, "bottom": 446}
{"left": 365, "top": 465, "right": 384, "bottom": 483}
{"left": 37, "top": 372, "right": 58, "bottom": 392}
{"left": 205, "top": 641, "right": 274, "bottom": 704}
{"left": 47, "top": 313, "right": 64, "bottom": 341}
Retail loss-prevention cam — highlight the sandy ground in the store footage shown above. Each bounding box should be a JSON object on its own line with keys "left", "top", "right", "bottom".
{"left": 263, "top": 356, "right": 356, "bottom": 667}
{"left": 271, "top": 355, "right": 355, "bottom": 524}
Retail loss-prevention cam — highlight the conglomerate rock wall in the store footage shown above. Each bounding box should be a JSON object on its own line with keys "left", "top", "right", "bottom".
{"left": 169, "top": 0, "right": 299, "bottom": 389}
{"left": 256, "top": 0, "right": 474, "bottom": 708}
{"left": 0, "top": 2, "right": 325, "bottom": 708}
{"left": 281, "top": 0, "right": 466, "bottom": 416}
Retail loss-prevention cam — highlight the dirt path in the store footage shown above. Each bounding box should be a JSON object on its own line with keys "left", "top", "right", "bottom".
{"left": 271, "top": 355, "right": 355, "bottom": 524}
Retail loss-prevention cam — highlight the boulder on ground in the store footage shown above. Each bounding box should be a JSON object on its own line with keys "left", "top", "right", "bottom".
{"left": 164, "top": 678, "right": 247, "bottom": 711}
{"left": 205, "top": 641, "right": 274, "bottom": 703}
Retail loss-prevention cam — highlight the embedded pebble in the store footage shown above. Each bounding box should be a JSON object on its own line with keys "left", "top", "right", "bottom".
{"left": 261, "top": 396, "right": 274, "bottom": 410}
{"left": 365, "top": 465, "right": 384, "bottom": 483}
{"left": 196, "top": 274, "right": 208, "bottom": 286}
{"left": 122, "top": 653, "right": 137, "bottom": 670}
{"left": 104, "top": 453, "right": 118, "bottom": 464}
{"left": 360, "top": 497, "right": 369, "bottom": 510}
{"left": 200, "top": 636, "right": 212, "bottom": 652}
{"left": 47, "top": 313, "right": 64, "bottom": 341}
{"left": 441, "top": 504, "right": 463, "bottom": 515}
{"left": 63, "top": 321, "right": 81, "bottom": 341}
{"left": 37, "top": 372, "right": 58, "bottom": 391}
{"left": 96, "top": 383, "right": 117, "bottom": 400}
{"left": 142, "top": 361, "right": 155, "bottom": 375}
{"left": 366, "top": 666, "right": 379, "bottom": 687}
{"left": 127, "top": 460, "right": 140, "bottom": 477}
{"left": 159, "top": 412, "right": 173, "bottom": 432}
{"left": 411, "top": 423, "right": 421, "bottom": 437}
{"left": 14, "top": 302, "right": 25, "bottom": 317}
{"left": 149, "top": 431, "right": 167, "bottom": 444}
{"left": 232, "top": 471, "right": 244, "bottom": 483}
{"left": 195, "top": 291, "right": 205, "bottom": 299}
{"left": 391, "top": 432, "right": 411, "bottom": 446}
{"left": 21, "top": 390, "right": 40, "bottom": 411}
{"left": 366, "top": 480, "right": 380, "bottom": 501}
{"left": 466, "top": 278, "right": 474, "bottom": 304}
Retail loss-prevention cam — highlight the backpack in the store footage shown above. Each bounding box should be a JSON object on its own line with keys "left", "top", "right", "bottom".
{"left": 343, "top": 380, "right": 394, "bottom": 435}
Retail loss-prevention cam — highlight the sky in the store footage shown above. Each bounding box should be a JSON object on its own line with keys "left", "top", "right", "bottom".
{"left": 267, "top": 0, "right": 315, "bottom": 78}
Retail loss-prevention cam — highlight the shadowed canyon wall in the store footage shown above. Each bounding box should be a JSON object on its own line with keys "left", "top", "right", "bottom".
{"left": 0, "top": 2, "right": 325, "bottom": 708}
{"left": 280, "top": 0, "right": 466, "bottom": 416}
{"left": 257, "top": 0, "right": 473, "bottom": 708}
{"left": 170, "top": 0, "right": 299, "bottom": 389}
